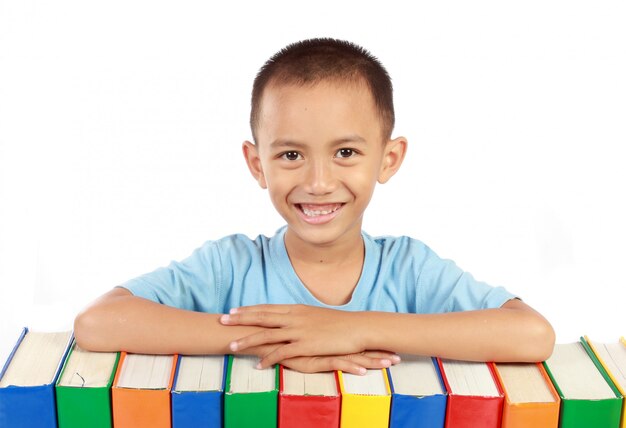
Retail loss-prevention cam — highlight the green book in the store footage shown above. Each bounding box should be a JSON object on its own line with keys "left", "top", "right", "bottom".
{"left": 224, "top": 355, "right": 278, "bottom": 428}
{"left": 543, "top": 340, "right": 623, "bottom": 428}
{"left": 55, "top": 340, "right": 120, "bottom": 428}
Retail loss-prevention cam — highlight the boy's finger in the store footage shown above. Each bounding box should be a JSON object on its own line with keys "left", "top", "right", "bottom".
{"left": 229, "top": 329, "right": 289, "bottom": 352}
{"left": 342, "top": 355, "right": 393, "bottom": 369}
{"left": 258, "top": 342, "right": 303, "bottom": 368}
{"left": 354, "top": 351, "right": 401, "bottom": 364}
{"left": 231, "top": 304, "right": 292, "bottom": 314}
{"left": 220, "top": 311, "right": 288, "bottom": 327}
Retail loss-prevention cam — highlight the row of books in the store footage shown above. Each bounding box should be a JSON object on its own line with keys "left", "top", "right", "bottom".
{"left": 1, "top": 328, "right": 625, "bottom": 428}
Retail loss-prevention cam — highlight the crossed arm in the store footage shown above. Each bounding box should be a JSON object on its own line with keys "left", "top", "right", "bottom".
{"left": 74, "top": 288, "right": 555, "bottom": 374}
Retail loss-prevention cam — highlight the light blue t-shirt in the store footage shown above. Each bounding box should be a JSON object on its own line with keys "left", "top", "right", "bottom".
{"left": 122, "top": 226, "right": 516, "bottom": 314}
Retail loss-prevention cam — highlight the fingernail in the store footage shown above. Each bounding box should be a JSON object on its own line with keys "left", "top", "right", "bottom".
{"left": 358, "top": 367, "right": 366, "bottom": 375}
{"left": 256, "top": 362, "right": 262, "bottom": 369}
{"left": 220, "top": 314, "right": 230, "bottom": 323}
{"left": 229, "top": 308, "right": 239, "bottom": 314}
{"left": 381, "top": 359, "right": 391, "bottom": 367}
{"left": 229, "top": 341, "right": 238, "bottom": 352}
{"left": 391, "top": 355, "right": 401, "bottom": 363}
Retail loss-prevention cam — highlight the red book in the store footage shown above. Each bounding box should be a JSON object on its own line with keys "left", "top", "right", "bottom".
{"left": 278, "top": 366, "right": 341, "bottom": 428}
{"left": 438, "top": 359, "right": 504, "bottom": 428}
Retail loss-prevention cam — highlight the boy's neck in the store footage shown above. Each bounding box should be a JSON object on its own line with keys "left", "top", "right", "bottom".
{"left": 283, "top": 226, "right": 365, "bottom": 306}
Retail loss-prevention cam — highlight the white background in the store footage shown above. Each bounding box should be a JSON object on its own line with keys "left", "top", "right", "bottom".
{"left": 1, "top": 0, "right": 625, "bottom": 363}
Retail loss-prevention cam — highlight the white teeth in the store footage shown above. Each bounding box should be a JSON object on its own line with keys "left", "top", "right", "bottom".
{"left": 301, "top": 205, "right": 340, "bottom": 217}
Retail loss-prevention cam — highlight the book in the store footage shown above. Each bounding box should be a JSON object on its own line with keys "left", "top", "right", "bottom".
{"left": 171, "top": 355, "right": 227, "bottom": 428}
{"left": 55, "top": 340, "right": 120, "bottom": 428}
{"left": 278, "top": 366, "right": 341, "bottom": 428}
{"left": 387, "top": 355, "right": 447, "bottom": 428}
{"left": 493, "top": 362, "right": 560, "bottom": 428}
{"left": 337, "top": 368, "right": 392, "bottom": 428}
{"left": 0, "top": 328, "right": 73, "bottom": 428}
{"left": 437, "top": 359, "right": 504, "bottom": 428}
{"left": 582, "top": 336, "right": 626, "bottom": 428}
{"left": 223, "top": 355, "right": 278, "bottom": 428}
{"left": 111, "top": 352, "right": 178, "bottom": 428}
{"left": 543, "top": 341, "right": 622, "bottom": 428}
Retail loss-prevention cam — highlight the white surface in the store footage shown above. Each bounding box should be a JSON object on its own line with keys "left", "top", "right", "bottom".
{"left": 2, "top": 1, "right": 626, "bottom": 364}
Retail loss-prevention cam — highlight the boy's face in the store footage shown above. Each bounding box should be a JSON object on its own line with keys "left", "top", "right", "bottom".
{"left": 243, "top": 80, "right": 406, "bottom": 248}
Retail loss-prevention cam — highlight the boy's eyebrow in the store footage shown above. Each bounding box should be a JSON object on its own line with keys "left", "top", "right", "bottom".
{"left": 270, "top": 135, "right": 367, "bottom": 149}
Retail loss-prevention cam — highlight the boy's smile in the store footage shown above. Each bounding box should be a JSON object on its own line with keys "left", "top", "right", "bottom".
{"left": 243, "top": 79, "right": 406, "bottom": 254}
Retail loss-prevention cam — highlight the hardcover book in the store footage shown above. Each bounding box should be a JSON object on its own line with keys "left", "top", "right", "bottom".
{"left": 171, "top": 355, "right": 227, "bottom": 428}
{"left": 387, "top": 355, "right": 447, "bottom": 428}
{"left": 543, "top": 341, "right": 622, "bottom": 428}
{"left": 224, "top": 355, "right": 278, "bottom": 428}
{"left": 111, "top": 352, "right": 178, "bottom": 428}
{"left": 438, "top": 359, "right": 504, "bottom": 428}
{"left": 56, "top": 340, "right": 119, "bottom": 428}
{"left": 493, "top": 362, "right": 560, "bottom": 428}
{"left": 338, "top": 368, "right": 391, "bottom": 428}
{"left": 278, "top": 366, "right": 341, "bottom": 428}
{"left": 0, "top": 328, "right": 72, "bottom": 428}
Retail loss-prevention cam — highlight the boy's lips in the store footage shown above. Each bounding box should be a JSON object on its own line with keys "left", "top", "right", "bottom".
{"left": 295, "top": 203, "right": 344, "bottom": 225}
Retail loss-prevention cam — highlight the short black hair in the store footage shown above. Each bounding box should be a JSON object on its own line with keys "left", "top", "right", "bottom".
{"left": 250, "top": 38, "right": 395, "bottom": 142}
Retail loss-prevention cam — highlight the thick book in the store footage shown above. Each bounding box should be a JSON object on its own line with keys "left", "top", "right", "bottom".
{"left": 582, "top": 336, "right": 626, "bottom": 428}
{"left": 387, "top": 355, "right": 447, "bottom": 428}
{"left": 111, "top": 352, "right": 178, "bottom": 428}
{"left": 171, "top": 355, "right": 227, "bottom": 428}
{"left": 224, "top": 355, "right": 278, "bottom": 428}
{"left": 0, "top": 328, "right": 73, "bottom": 428}
{"left": 493, "top": 362, "right": 560, "bottom": 428}
{"left": 55, "top": 340, "right": 120, "bottom": 428}
{"left": 278, "top": 366, "right": 341, "bottom": 428}
{"left": 438, "top": 359, "right": 504, "bottom": 428}
{"left": 338, "top": 368, "right": 392, "bottom": 428}
{"left": 543, "top": 341, "right": 622, "bottom": 428}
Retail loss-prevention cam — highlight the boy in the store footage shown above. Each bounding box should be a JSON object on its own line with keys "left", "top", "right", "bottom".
{"left": 74, "top": 38, "right": 554, "bottom": 375}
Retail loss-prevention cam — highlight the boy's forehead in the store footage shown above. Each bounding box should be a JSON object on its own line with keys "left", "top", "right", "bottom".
{"left": 256, "top": 79, "right": 382, "bottom": 144}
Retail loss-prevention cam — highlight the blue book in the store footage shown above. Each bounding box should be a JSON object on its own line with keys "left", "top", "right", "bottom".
{"left": 171, "top": 354, "right": 228, "bottom": 428}
{"left": 0, "top": 328, "right": 73, "bottom": 428}
{"left": 387, "top": 355, "right": 447, "bottom": 428}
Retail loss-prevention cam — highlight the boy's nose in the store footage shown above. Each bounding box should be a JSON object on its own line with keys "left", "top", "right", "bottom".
{"left": 303, "top": 160, "right": 338, "bottom": 195}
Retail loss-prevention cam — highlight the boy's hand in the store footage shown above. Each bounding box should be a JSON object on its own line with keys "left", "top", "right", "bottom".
{"left": 279, "top": 351, "right": 400, "bottom": 375}
{"left": 220, "top": 304, "right": 378, "bottom": 368}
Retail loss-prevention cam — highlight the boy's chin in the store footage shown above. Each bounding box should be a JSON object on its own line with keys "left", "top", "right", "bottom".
{"left": 285, "top": 223, "right": 361, "bottom": 248}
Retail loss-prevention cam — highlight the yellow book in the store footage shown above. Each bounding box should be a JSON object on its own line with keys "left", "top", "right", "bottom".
{"left": 584, "top": 336, "right": 626, "bottom": 428}
{"left": 337, "top": 369, "right": 391, "bottom": 428}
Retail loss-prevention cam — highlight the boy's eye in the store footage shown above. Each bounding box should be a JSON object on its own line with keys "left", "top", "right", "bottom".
{"left": 281, "top": 151, "right": 302, "bottom": 161}
{"left": 336, "top": 148, "right": 356, "bottom": 158}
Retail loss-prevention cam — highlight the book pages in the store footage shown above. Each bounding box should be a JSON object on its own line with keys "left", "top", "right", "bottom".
{"left": 58, "top": 344, "right": 118, "bottom": 387}
{"left": 282, "top": 369, "right": 338, "bottom": 396}
{"left": 229, "top": 355, "right": 276, "bottom": 393}
{"left": 441, "top": 360, "right": 499, "bottom": 397}
{"left": 116, "top": 354, "right": 173, "bottom": 389}
{"left": 174, "top": 355, "right": 224, "bottom": 392}
{"left": 342, "top": 369, "right": 388, "bottom": 395}
{"left": 495, "top": 363, "right": 555, "bottom": 403}
{"left": 586, "top": 339, "right": 626, "bottom": 392}
{"left": 388, "top": 355, "right": 443, "bottom": 396}
{"left": 0, "top": 331, "right": 71, "bottom": 387}
{"left": 546, "top": 342, "right": 615, "bottom": 399}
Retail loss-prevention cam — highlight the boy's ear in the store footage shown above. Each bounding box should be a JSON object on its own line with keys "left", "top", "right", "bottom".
{"left": 378, "top": 136, "right": 408, "bottom": 184}
{"left": 242, "top": 141, "right": 267, "bottom": 189}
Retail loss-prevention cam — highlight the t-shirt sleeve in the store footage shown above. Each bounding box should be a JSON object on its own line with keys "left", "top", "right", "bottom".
{"left": 119, "top": 241, "right": 222, "bottom": 312}
{"left": 417, "top": 246, "right": 518, "bottom": 313}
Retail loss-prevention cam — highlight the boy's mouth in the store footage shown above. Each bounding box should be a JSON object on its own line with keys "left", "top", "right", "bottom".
{"left": 295, "top": 203, "right": 344, "bottom": 225}
{"left": 297, "top": 203, "right": 343, "bottom": 217}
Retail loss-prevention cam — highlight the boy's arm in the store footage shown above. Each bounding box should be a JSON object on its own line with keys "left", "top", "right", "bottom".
{"left": 73, "top": 288, "right": 399, "bottom": 374}
{"left": 221, "top": 299, "right": 555, "bottom": 368}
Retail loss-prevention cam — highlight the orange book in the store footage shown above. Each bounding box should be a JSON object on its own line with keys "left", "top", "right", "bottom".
{"left": 112, "top": 352, "right": 178, "bottom": 428}
{"left": 494, "top": 362, "right": 560, "bottom": 428}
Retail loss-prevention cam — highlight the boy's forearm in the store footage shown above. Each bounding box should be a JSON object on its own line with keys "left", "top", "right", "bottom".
{"left": 74, "top": 288, "right": 264, "bottom": 355}
{"left": 360, "top": 300, "right": 555, "bottom": 362}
